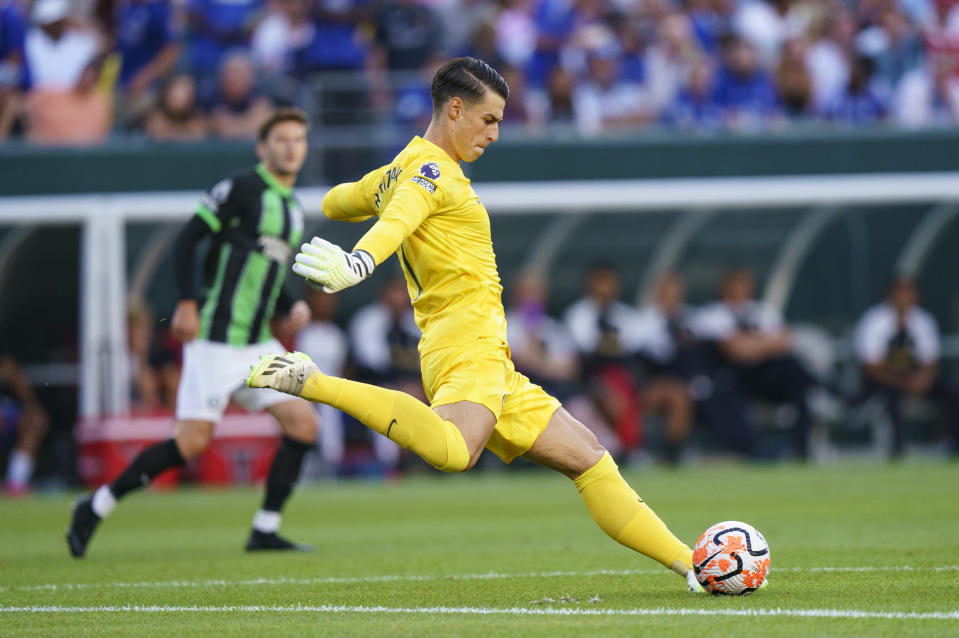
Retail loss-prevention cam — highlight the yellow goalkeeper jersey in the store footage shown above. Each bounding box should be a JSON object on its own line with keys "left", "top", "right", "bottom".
{"left": 321, "top": 136, "right": 507, "bottom": 355}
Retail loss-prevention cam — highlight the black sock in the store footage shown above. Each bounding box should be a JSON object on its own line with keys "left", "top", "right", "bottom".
{"left": 262, "top": 436, "right": 312, "bottom": 513}
{"left": 109, "top": 439, "right": 185, "bottom": 499}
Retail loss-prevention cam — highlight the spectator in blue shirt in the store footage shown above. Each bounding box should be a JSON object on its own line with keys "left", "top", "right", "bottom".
{"left": 611, "top": 15, "right": 645, "bottom": 84}
{"left": 712, "top": 34, "right": 780, "bottom": 130}
{"left": 824, "top": 55, "right": 888, "bottom": 125}
{"left": 290, "top": 0, "right": 370, "bottom": 76}
{"left": 186, "top": 0, "right": 262, "bottom": 81}
{"left": 371, "top": 0, "right": 441, "bottom": 72}
{"left": 116, "top": 0, "right": 180, "bottom": 97}
{"left": 526, "top": 0, "right": 578, "bottom": 88}
{"left": 0, "top": 0, "right": 26, "bottom": 138}
{"left": 685, "top": 0, "right": 731, "bottom": 57}
{"left": 0, "top": 1, "right": 25, "bottom": 82}
{"left": 663, "top": 57, "right": 723, "bottom": 130}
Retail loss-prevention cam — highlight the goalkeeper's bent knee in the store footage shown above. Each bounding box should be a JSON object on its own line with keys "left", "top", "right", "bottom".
{"left": 433, "top": 420, "right": 471, "bottom": 473}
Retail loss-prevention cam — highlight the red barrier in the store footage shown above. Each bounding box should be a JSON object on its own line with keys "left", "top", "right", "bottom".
{"left": 75, "top": 410, "right": 281, "bottom": 488}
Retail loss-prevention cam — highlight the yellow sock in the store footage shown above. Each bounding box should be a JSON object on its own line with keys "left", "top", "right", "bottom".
{"left": 574, "top": 452, "right": 693, "bottom": 575}
{"left": 300, "top": 373, "right": 470, "bottom": 472}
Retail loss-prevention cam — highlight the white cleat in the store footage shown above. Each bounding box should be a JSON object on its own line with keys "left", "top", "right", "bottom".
{"left": 686, "top": 569, "right": 706, "bottom": 594}
{"left": 247, "top": 352, "right": 318, "bottom": 396}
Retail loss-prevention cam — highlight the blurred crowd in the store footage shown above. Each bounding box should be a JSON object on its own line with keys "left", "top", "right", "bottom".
{"left": 50, "top": 265, "right": 949, "bottom": 484}
{"left": 3, "top": 262, "right": 958, "bottom": 491}
{"left": 4, "top": 0, "right": 959, "bottom": 145}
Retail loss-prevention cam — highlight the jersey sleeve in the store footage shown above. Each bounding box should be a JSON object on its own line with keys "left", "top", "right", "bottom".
{"left": 914, "top": 312, "right": 941, "bottom": 364}
{"left": 853, "top": 309, "right": 886, "bottom": 364}
{"left": 563, "top": 300, "right": 598, "bottom": 352}
{"left": 757, "top": 304, "right": 785, "bottom": 333}
{"left": 352, "top": 171, "right": 446, "bottom": 265}
{"left": 195, "top": 176, "right": 246, "bottom": 232}
{"left": 321, "top": 171, "right": 378, "bottom": 223}
{"left": 692, "top": 304, "right": 735, "bottom": 340}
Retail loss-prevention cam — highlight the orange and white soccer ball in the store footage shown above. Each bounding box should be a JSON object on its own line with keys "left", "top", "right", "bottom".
{"left": 693, "top": 521, "right": 770, "bottom": 595}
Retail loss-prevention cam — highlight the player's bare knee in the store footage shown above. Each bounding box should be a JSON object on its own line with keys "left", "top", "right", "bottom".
{"left": 581, "top": 445, "right": 605, "bottom": 471}
{"left": 435, "top": 430, "right": 476, "bottom": 473}
{"left": 464, "top": 448, "right": 484, "bottom": 471}
{"left": 281, "top": 412, "right": 318, "bottom": 444}
{"left": 173, "top": 433, "right": 209, "bottom": 461}
{"left": 270, "top": 400, "right": 318, "bottom": 443}
{"left": 576, "top": 428, "right": 605, "bottom": 465}
{"left": 173, "top": 423, "right": 213, "bottom": 460}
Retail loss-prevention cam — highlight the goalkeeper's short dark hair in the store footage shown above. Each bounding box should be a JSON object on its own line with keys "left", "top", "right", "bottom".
{"left": 431, "top": 57, "right": 509, "bottom": 115}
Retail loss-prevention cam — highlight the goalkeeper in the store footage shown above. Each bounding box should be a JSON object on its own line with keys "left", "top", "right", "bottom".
{"left": 249, "top": 57, "right": 703, "bottom": 592}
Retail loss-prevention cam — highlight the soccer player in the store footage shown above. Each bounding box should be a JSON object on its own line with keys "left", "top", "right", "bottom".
{"left": 248, "top": 58, "right": 704, "bottom": 592}
{"left": 67, "top": 108, "right": 319, "bottom": 556}
{"left": 1, "top": 352, "right": 49, "bottom": 495}
{"left": 694, "top": 267, "right": 817, "bottom": 460}
{"left": 853, "top": 274, "right": 959, "bottom": 458}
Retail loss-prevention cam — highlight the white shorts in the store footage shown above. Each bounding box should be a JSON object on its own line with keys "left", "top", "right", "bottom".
{"left": 176, "top": 339, "right": 293, "bottom": 422}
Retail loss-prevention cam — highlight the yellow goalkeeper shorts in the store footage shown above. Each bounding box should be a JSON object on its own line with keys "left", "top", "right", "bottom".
{"left": 420, "top": 337, "right": 562, "bottom": 463}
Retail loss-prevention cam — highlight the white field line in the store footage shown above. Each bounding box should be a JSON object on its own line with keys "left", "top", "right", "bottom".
{"left": 1, "top": 604, "right": 958, "bottom": 621}
{"left": 4, "top": 565, "right": 958, "bottom": 594}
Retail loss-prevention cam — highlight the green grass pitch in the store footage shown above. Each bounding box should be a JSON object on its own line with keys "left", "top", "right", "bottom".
{"left": 2, "top": 460, "right": 958, "bottom": 636}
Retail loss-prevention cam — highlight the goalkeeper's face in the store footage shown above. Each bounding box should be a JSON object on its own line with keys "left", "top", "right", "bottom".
{"left": 451, "top": 90, "right": 505, "bottom": 163}
{"left": 257, "top": 120, "right": 309, "bottom": 177}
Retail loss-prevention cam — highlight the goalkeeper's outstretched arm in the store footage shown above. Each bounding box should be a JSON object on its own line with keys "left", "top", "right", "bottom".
{"left": 296, "top": 175, "right": 442, "bottom": 292}
{"left": 322, "top": 180, "right": 375, "bottom": 222}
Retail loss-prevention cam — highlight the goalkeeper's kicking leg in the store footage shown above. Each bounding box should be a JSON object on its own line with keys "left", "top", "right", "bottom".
{"left": 521, "top": 407, "right": 702, "bottom": 592}
{"left": 248, "top": 353, "right": 703, "bottom": 592}
{"left": 248, "top": 353, "right": 488, "bottom": 472}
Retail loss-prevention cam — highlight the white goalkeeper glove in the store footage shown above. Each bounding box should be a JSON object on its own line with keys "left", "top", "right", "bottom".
{"left": 292, "top": 236, "right": 375, "bottom": 293}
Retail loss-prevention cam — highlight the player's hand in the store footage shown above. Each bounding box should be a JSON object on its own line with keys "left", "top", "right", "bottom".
{"left": 171, "top": 300, "right": 200, "bottom": 342}
{"left": 292, "top": 236, "right": 375, "bottom": 293}
{"left": 275, "top": 300, "right": 311, "bottom": 338}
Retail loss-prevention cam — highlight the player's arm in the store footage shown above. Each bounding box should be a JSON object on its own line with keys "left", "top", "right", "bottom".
{"left": 271, "top": 286, "right": 311, "bottom": 340}
{"left": 322, "top": 182, "right": 374, "bottom": 223}
{"left": 321, "top": 169, "right": 383, "bottom": 222}
{"left": 856, "top": 313, "right": 910, "bottom": 389}
{"left": 0, "top": 355, "right": 48, "bottom": 444}
{"left": 171, "top": 177, "right": 245, "bottom": 341}
{"left": 351, "top": 177, "right": 437, "bottom": 264}
{"left": 170, "top": 216, "right": 211, "bottom": 341}
{"left": 722, "top": 306, "right": 792, "bottom": 362}
{"left": 905, "top": 315, "right": 942, "bottom": 396}
{"left": 0, "top": 355, "right": 40, "bottom": 407}
{"left": 720, "top": 331, "right": 792, "bottom": 363}
{"left": 295, "top": 174, "right": 441, "bottom": 292}
{"left": 862, "top": 361, "right": 908, "bottom": 389}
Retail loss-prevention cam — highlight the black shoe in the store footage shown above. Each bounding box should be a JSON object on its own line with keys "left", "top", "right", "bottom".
{"left": 244, "top": 530, "right": 314, "bottom": 552}
{"left": 66, "top": 495, "right": 101, "bottom": 558}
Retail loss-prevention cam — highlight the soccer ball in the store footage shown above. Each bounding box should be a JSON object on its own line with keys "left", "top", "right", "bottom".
{"left": 693, "top": 521, "right": 770, "bottom": 595}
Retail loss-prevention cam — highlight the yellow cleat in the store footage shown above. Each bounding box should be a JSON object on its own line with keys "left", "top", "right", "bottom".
{"left": 246, "top": 352, "right": 318, "bottom": 396}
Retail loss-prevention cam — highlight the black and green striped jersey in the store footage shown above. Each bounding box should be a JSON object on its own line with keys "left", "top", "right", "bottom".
{"left": 192, "top": 163, "right": 305, "bottom": 345}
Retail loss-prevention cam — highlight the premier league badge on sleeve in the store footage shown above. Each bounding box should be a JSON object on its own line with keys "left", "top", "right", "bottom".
{"left": 419, "top": 162, "right": 441, "bottom": 180}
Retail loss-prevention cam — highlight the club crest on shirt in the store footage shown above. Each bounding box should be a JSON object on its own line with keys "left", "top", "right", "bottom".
{"left": 419, "top": 162, "right": 440, "bottom": 180}
{"left": 201, "top": 178, "right": 233, "bottom": 212}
